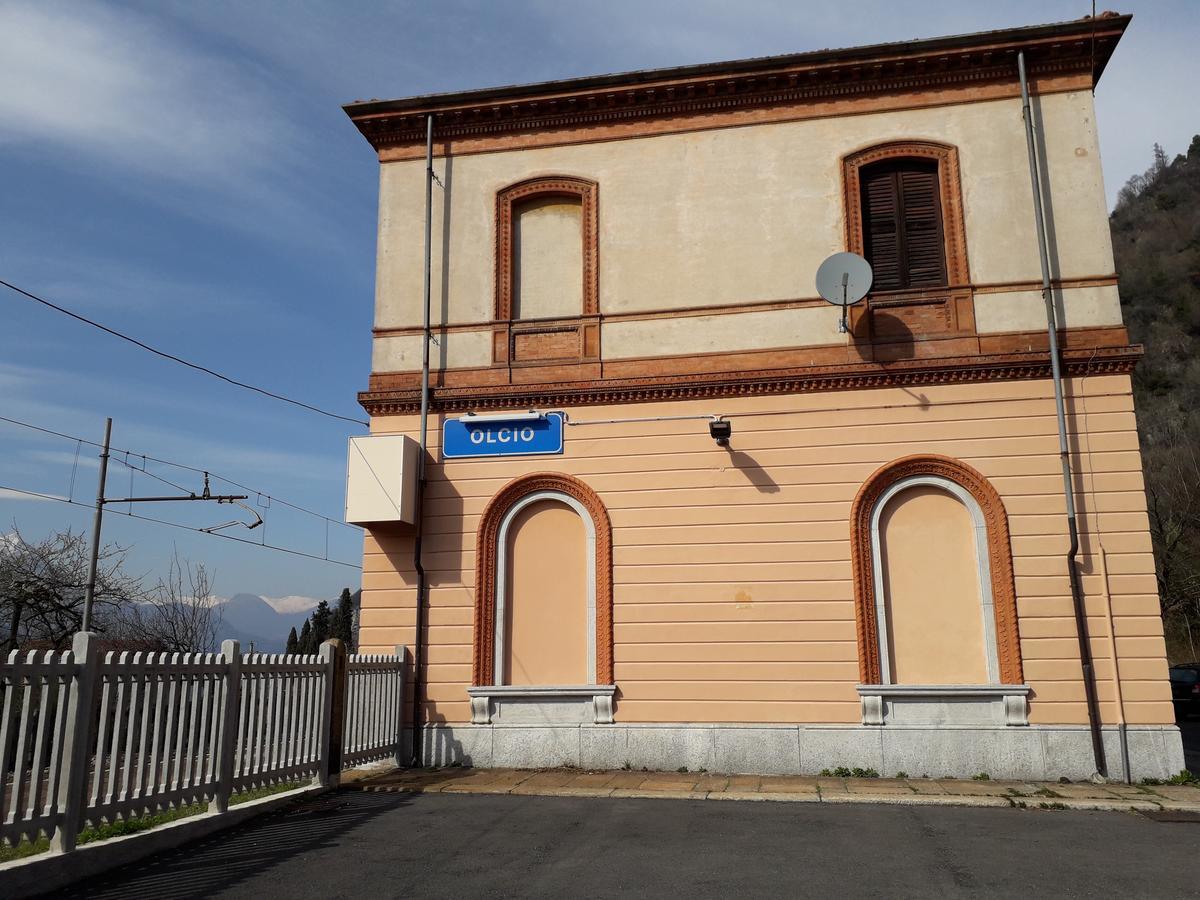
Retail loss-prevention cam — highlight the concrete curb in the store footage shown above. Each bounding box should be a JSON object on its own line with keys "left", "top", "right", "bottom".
{"left": 351, "top": 777, "right": 1200, "bottom": 814}
{"left": 0, "top": 784, "right": 329, "bottom": 900}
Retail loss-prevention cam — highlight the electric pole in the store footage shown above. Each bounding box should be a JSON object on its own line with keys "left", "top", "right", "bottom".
{"left": 78, "top": 418, "right": 261, "bottom": 635}
{"left": 80, "top": 418, "right": 112, "bottom": 633}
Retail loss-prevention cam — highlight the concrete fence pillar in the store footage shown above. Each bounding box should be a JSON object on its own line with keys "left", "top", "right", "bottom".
{"left": 317, "top": 639, "right": 348, "bottom": 787}
{"left": 209, "top": 640, "right": 241, "bottom": 815}
{"left": 50, "top": 631, "right": 98, "bottom": 854}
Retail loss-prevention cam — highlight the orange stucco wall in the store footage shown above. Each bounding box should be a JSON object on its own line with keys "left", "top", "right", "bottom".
{"left": 880, "top": 485, "right": 989, "bottom": 685}
{"left": 503, "top": 499, "right": 588, "bottom": 685}
{"left": 359, "top": 373, "right": 1173, "bottom": 729}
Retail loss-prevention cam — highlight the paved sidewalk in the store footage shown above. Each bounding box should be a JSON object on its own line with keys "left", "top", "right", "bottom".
{"left": 350, "top": 766, "right": 1200, "bottom": 813}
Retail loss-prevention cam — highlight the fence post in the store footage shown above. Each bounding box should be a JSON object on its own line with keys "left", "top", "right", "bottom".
{"left": 50, "top": 631, "right": 98, "bottom": 854}
{"left": 317, "top": 639, "right": 347, "bottom": 787}
{"left": 394, "top": 646, "right": 409, "bottom": 768}
{"left": 209, "top": 640, "right": 241, "bottom": 814}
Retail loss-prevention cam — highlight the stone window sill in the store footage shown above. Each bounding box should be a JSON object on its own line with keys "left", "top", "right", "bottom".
{"left": 857, "top": 684, "right": 1030, "bottom": 727}
{"left": 467, "top": 685, "right": 617, "bottom": 725}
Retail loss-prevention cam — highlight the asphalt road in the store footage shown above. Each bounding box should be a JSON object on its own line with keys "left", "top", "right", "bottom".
{"left": 46, "top": 791, "right": 1199, "bottom": 899}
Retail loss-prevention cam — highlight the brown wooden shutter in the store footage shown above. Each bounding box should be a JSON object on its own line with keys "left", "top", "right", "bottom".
{"left": 860, "top": 160, "right": 947, "bottom": 291}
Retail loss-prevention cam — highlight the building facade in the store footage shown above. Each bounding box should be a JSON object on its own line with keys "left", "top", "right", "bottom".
{"left": 344, "top": 14, "right": 1186, "bottom": 779}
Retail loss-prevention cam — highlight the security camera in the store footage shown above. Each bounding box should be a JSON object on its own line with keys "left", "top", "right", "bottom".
{"left": 709, "top": 418, "right": 732, "bottom": 447}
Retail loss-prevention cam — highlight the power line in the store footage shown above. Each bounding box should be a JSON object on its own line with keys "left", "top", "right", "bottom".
{"left": 111, "top": 452, "right": 194, "bottom": 495}
{"left": 0, "top": 413, "right": 359, "bottom": 532}
{"left": 0, "top": 483, "right": 361, "bottom": 569}
{"left": 0, "top": 276, "right": 368, "bottom": 427}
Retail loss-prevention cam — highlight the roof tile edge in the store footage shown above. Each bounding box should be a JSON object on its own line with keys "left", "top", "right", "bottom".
{"left": 342, "top": 13, "right": 1130, "bottom": 143}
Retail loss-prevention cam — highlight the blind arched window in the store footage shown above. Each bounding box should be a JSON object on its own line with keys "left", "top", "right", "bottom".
{"left": 860, "top": 158, "right": 948, "bottom": 291}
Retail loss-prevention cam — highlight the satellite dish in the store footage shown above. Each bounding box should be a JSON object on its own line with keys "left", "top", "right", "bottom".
{"left": 816, "top": 252, "right": 873, "bottom": 333}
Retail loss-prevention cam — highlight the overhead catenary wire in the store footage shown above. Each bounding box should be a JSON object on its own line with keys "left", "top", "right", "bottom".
{"left": 0, "top": 412, "right": 359, "bottom": 532}
{"left": 0, "top": 483, "right": 361, "bottom": 569}
{"left": 0, "top": 276, "right": 368, "bottom": 427}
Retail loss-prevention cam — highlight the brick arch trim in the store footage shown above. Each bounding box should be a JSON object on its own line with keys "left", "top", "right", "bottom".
{"left": 472, "top": 471, "right": 613, "bottom": 686}
{"left": 494, "top": 175, "right": 599, "bottom": 321}
{"left": 842, "top": 140, "right": 970, "bottom": 288}
{"left": 850, "top": 454, "right": 1023, "bottom": 685}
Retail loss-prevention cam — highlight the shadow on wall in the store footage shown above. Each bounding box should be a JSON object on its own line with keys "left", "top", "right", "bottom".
{"left": 1031, "top": 93, "right": 1070, "bottom": 326}
{"left": 420, "top": 722, "right": 472, "bottom": 767}
{"left": 437, "top": 149, "right": 454, "bottom": 371}
{"left": 725, "top": 449, "right": 780, "bottom": 493}
{"left": 59, "top": 791, "right": 416, "bottom": 900}
{"left": 869, "top": 311, "right": 917, "bottom": 362}
{"left": 424, "top": 471, "right": 466, "bottom": 590}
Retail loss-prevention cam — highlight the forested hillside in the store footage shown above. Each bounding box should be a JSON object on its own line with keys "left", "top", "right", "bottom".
{"left": 1111, "top": 135, "right": 1200, "bottom": 662}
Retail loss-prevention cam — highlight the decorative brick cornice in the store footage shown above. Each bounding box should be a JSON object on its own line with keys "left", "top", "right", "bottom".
{"left": 358, "top": 345, "right": 1141, "bottom": 416}
{"left": 472, "top": 473, "right": 613, "bottom": 688}
{"left": 849, "top": 454, "right": 1024, "bottom": 686}
{"left": 345, "top": 18, "right": 1129, "bottom": 155}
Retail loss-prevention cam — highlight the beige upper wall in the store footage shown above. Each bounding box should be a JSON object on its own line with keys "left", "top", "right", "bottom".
{"left": 374, "top": 90, "right": 1117, "bottom": 331}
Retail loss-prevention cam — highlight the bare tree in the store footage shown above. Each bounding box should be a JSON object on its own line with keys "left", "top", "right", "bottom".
{"left": 120, "top": 548, "right": 223, "bottom": 653}
{"left": 0, "top": 525, "right": 143, "bottom": 651}
{"left": 1143, "top": 416, "right": 1200, "bottom": 661}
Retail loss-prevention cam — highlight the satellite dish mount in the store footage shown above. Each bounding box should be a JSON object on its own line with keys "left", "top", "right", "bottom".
{"left": 815, "top": 252, "right": 873, "bottom": 334}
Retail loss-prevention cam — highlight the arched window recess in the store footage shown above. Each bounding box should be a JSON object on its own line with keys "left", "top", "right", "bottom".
{"left": 468, "top": 472, "right": 615, "bottom": 725}
{"left": 849, "top": 455, "right": 1029, "bottom": 727}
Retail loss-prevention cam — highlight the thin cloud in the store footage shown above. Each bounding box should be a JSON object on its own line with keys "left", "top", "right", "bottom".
{"left": 0, "top": 487, "right": 66, "bottom": 503}
{"left": 0, "top": 1, "right": 347, "bottom": 248}
{"left": 0, "top": 3, "right": 291, "bottom": 181}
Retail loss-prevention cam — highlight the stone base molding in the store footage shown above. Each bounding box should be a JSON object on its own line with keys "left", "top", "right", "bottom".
{"left": 856, "top": 684, "right": 1031, "bottom": 727}
{"left": 407, "top": 722, "right": 1185, "bottom": 783}
{"left": 467, "top": 685, "right": 618, "bottom": 725}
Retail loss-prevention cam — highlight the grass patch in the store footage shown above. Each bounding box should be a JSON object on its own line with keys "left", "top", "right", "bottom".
{"left": 80, "top": 801, "right": 208, "bottom": 844}
{"left": 971, "top": 772, "right": 991, "bottom": 781}
{"left": 1140, "top": 770, "right": 1200, "bottom": 787}
{"left": 1033, "top": 787, "right": 1062, "bottom": 798}
{"left": 0, "top": 781, "right": 307, "bottom": 864}
{"left": 819, "top": 767, "right": 879, "bottom": 778}
{"left": 0, "top": 836, "right": 51, "bottom": 864}
{"left": 230, "top": 780, "right": 307, "bottom": 806}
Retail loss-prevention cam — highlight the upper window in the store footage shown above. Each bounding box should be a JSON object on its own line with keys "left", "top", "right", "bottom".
{"left": 495, "top": 176, "right": 598, "bottom": 322}
{"left": 842, "top": 142, "right": 969, "bottom": 294}
{"left": 860, "top": 159, "right": 947, "bottom": 292}
{"left": 512, "top": 196, "right": 584, "bottom": 320}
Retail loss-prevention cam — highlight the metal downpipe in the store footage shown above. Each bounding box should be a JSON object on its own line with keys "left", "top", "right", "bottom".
{"left": 1018, "top": 51, "right": 1107, "bottom": 778}
{"left": 409, "top": 113, "right": 434, "bottom": 767}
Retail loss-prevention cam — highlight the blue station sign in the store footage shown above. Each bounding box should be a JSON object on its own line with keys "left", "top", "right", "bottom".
{"left": 442, "top": 412, "right": 565, "bottom": 459}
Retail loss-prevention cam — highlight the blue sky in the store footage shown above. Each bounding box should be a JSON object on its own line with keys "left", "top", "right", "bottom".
{"left": 1, "top": 1, "right": 1195, "bottom": 610}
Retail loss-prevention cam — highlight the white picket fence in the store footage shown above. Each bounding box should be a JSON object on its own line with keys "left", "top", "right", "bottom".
{"left": 0, "top": 633, "right": 406, "bottom": 854}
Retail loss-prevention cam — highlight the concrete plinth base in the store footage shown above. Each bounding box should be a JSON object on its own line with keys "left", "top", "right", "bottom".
{"left": 407, "top": 722, "right": 1185, "bottom": 782}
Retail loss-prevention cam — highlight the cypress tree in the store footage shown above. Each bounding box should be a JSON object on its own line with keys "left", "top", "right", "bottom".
{"left": 334, "top": 588, "right": 354, "bottom": 646}
{"left": 311, "top": 599, "right": 332, "bottom": 645}
{"left": 298, "top": 619, "right": 314, "bottom": 654}
{"left": 285, "top": 626, "right": 299, "bottom": 655}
